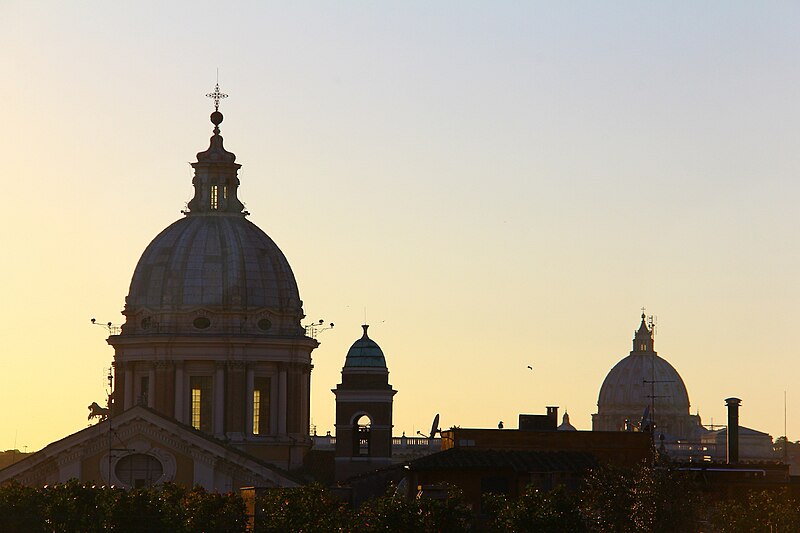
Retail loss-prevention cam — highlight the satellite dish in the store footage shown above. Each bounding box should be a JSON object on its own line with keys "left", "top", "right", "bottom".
{"left": 429, "top": 413, "right": 440, "bottom": 439}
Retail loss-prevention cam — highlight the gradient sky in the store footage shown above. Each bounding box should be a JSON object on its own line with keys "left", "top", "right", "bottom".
{"left": 3, "top": 2, "right": 800, "bottom": 452}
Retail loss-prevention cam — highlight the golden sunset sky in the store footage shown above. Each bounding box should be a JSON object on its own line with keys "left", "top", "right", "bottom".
{"left": 3, "top": 2, "right": 800, "bottom": 451}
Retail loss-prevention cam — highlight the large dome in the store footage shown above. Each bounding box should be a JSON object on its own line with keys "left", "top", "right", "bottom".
{"left": 597, "top": 352, "right": 690, "bottom": 416}
{"left": 597, "top": 315, "right": 690, "bottom": 416}
{"left": 593, "top": 314, "right": 700, "bottom": 438}
{"left": 119, "top": 104, "right": 305, "bottom": 337}
{"left": 126, "top": 216, "right": 301, "bottom": 313}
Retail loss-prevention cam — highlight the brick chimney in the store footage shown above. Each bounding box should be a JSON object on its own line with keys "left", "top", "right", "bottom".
{"left": 725, "top": 397, "right": 741, "bottom": 464}
{"left": 547, "top": 406, "right": 558, "bottom": 428}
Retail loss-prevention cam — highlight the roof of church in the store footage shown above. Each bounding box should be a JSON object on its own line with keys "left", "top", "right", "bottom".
{"left": 704, "top": 426, "right": 771, "bottom": 438}
{"left": 409, "top": 448, "right": 598, "bottom": 472}
{"left": 0, "top": 406, "right": 302, "bottom": 488}
{"left": 126, "top": 216, "right": 301, "bottom": 312}
{"left": 123, "top": 93, "right": 303, "bottom": 322}
{"left": 344, "top": 325, "right": 387, "bottom": 368}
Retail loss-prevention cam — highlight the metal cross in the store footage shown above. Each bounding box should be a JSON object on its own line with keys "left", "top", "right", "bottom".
{"left": 206, "top": 83, "right": 228, "bottom": 111}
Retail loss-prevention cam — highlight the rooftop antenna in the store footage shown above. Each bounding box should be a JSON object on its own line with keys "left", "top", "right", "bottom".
{"left": 785, "top": 390, "right": 789, "bottom": 463}
{"left": 105, "top": 366, "right": 113, "bottom": 401}
{"left": 304, "top": 319, "right": 334, "bottom": 339}
{"left": 641, "top": 308, "right": 671, "bottom": 447}
{"left": 417, "top": 413, "right": 440, "bottom": 439}
{"left": 87, "top": 320, "right": 116, "bottom": 424}
{"left": 91, "top": 318, "right": 120, "bottom": 335}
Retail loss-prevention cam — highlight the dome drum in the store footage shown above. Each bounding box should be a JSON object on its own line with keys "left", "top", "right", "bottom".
{"left": 120, "top": 307, "right": 304, "bottom": 337}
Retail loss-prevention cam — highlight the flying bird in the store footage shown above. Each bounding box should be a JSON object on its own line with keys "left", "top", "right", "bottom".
{"left": 527, "top": 365, "right": 533, "bottom": 370}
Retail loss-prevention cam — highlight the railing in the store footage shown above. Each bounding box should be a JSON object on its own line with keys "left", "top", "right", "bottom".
{"left": 667, "top": 441, "right": 717, "bottom": 461}
{"left": 392, "top": 436, "right": 435, "bottom": 447}
{"left": 311, "top": 434, "right": 442, "bottom": 453}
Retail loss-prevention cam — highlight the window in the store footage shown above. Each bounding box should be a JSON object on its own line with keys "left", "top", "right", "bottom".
{"left": 138, "top": 376, "right": 149, "bottom": 406}
{"left": 190, "top": 376, "right": 213, "bottom": 433}
{"left": 210, "top": 185, "right": 218, "bottom": 210}
{"left": 353, "top": 415, "right": 371, "bottom": 457}
{"left": 115, "top": 454, "right": 163, "bottom": 488}
{"left": 193, "top": 316, "right": 211, "bottom": 329}
{"left": 253, "top": 377, "right": 271, "bottom": 435}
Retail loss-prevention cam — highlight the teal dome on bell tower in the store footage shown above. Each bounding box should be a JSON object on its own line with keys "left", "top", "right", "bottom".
{"left": 344, "top": 325, "right": 387, "bottom": 368}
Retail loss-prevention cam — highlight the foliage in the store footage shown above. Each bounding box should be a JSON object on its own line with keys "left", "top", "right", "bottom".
{"left": 485, "top": 485, "right": 587, "bottom": 533}
{"left": 710, "top": 489, "right": 800, "bottom": 532}
{"left": 580, "top": 464, "right": 637, "bottom": 531}
{"left": 182, "top": 485, "right": 248, "bottom": 533}
{"left": 9, "top": 469, "right": 800, "bottom": 532}
{"left": 42, "top": 480, "right": 116, "bottom": 532}
{"left": 107, "top": 485, "right": 182, "bottom": 532}
{"left": 362, "top": 484, "right": 469, "bottom": 532}
{"left": 255, "top": 483, "right": 351, "bottom": 532}
{"left": 414, "top": 485, "right": 473, "bottom": 533}
{"left": 0, "top": 480, "right": 47, "bottom": 533}
{"left": 352, "top": 484, "right": 471, "bottom": 533}
{"left": 580, "top": 463, "right": 701, "bottom": 533}
{"left": 0, "top": 481, "right": 247, "bottom": 533}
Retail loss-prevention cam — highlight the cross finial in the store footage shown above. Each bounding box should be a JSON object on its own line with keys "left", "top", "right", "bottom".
{"left": 206, "top": 83, "right": 228, "bottom": 111}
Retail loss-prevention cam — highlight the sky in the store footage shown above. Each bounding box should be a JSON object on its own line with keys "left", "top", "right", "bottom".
{"left": 3, "top": 1, "right": 800, "bottom": 452}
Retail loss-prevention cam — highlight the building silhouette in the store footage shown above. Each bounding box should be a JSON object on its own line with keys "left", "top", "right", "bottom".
{"left": 0, "top": 90, "right": 314, "bottom": 489}
{"left": 332, "top": 325, "right": 396, "bottom": 481}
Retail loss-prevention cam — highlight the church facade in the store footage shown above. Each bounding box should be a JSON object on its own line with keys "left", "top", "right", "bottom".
{"left": 0, "top": 88, "right": 317, "bottom": 489}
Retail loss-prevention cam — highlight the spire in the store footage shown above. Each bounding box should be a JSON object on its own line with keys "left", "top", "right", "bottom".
{"left": 361, "top": 324, "right": 370, "bottom": 339}
{"left": 186, "top": 84, "right": 246, "bottom": 215}
{"left": 632, "top": 312, "right": 655, "bottom": 353}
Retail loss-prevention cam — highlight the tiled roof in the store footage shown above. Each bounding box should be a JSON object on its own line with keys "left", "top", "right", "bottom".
{"left": 410, "top": 448, "right": 598, "bottom": 472}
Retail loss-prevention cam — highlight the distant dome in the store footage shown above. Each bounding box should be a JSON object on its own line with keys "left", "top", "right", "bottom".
{"left": 558, "top": 412, "right": 577, "bottom": 431}
{"left": 127, "top": 216, "right": 301, "bottom": 313}
{"left": 344, "top": 325, "right": 387, "bottom": 368}
{"left": 597, "top": 352, "right": 690, "bottom": 415}
{"left": 593, "top": 314, "right": 698, "bottom": 437}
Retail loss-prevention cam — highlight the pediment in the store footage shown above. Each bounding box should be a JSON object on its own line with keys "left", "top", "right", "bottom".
{"left": 0, "top": 406, "right": 299, "bottom": 490}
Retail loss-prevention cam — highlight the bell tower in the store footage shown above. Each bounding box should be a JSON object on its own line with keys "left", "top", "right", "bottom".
{"left": 332, "top": 325, "right": 396, "bottom": 481}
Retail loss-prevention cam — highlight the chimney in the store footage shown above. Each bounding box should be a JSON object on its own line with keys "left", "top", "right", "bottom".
{"left": 725, "top": 397, "right": 741, "bottom": 464}
{"left": 546, "top": 406, "right": 558, "bottom": 429}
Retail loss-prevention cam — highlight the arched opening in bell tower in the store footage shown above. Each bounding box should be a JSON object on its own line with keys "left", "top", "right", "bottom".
{"left": 353, "top": 414, "right": 372, "bottom": 456}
